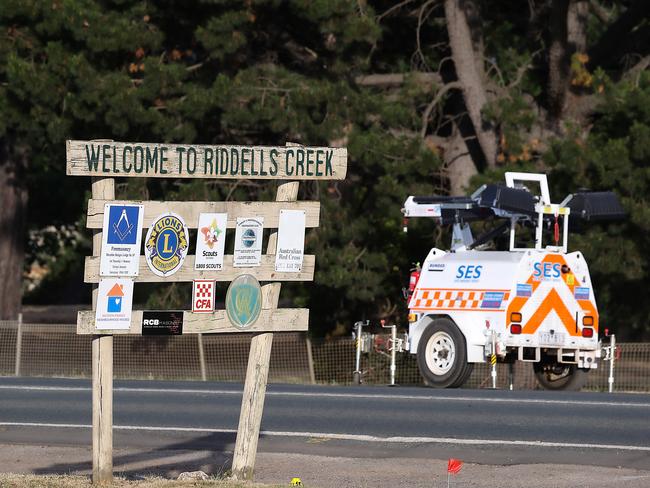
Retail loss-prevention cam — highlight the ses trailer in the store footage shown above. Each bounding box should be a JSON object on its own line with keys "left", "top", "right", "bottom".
{"left": 403, "top": 172, "right": 624, "bottom": 390}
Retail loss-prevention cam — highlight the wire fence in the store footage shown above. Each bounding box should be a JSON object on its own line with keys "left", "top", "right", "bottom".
{"left": 1, "top": 320, "right": 649, "bottom": 392}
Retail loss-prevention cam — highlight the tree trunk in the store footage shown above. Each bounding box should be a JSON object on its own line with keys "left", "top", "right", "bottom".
{"left": 445, "top": 125, "right": 477, "bottom": 196}
{"left": 548, "top": 0, "right": 589, "bottom": 122}
{"left": 0, "top": 140, "right": 28, "bottom": 320}
{"left": 567, "top": 0, "right": 588, "bottom": 52}
{"left": 548, "top": 0, "right": 570, "bottom": 119}
{"left": 444, "top": 0, "right": 498, "bottom": 168}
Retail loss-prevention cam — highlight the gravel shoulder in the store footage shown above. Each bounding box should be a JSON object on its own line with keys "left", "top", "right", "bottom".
{"left": 1, "top": 444, "right": 650, "bottom": 488}
{"left": 0, "top": 474, "right": 276, "bottom": 488}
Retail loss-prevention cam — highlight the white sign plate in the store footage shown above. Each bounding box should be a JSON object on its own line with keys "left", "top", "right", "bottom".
{"left": 275, "top": 210, "right": 306, "bottom": 273}
{"left": 234, "top": 217, "right": 264, "bottom": 267}
{"left": 95, "top": 278, "right": 134, "bottom": 330}
{"left": 195, "top": 213, "right": 228, "bottom": 271}
{"left": 192, "top": 279, "right": 216, "bottom": 313}
{"left": 100, "top": 204, "right": 144, "bottom": 276}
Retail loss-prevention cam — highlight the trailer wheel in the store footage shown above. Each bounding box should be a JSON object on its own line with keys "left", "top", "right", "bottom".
{"left": 451, "top": 361, "right": 475, "bottom": 388}
{"left": 417, "top": 318, "right": 468, "bottom": 388}
{"left": 533, "top": 362, "right": 588, "bottom": 391}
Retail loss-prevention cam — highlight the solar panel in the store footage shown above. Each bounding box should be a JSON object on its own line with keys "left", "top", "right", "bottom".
{"left": 565, "top": 192, "right": 626, "bottom": 222}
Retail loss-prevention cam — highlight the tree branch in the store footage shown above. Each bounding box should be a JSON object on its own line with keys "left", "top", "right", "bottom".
{"left": 623, "top": 55, "right": 650, "bottom": 83}
{"left": 415, "top": 0, "right": 441, "bottom": 71}
{"left": 420, "top": 81, "right": 463, "bottom": 137}
{"left": 354, "top": 72, "right": 442, "bottom": 88}
{"left": 589, "top": 0, "right": 610, "bottom": 23}
{"left": 377, "top": 0, "right": 418, "bottom": 22}
{"left": 186, "top": 63, "right": 204, "bottom": 72}
{"left": 507, "top": 50, "right": 543, "bottom": 90}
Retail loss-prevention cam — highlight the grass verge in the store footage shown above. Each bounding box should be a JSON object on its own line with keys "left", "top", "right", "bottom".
{"left": 0, "top": 474, "right": 286, "bottom": 487}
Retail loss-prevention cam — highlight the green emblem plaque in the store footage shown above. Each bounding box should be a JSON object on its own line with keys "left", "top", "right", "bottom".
{"left": 226, "top": 274, "right": 262, "bottom": 329}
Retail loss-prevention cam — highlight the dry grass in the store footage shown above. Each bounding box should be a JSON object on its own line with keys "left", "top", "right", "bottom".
{"left": 0, "top": 474, "right": 286, "bottom": 488}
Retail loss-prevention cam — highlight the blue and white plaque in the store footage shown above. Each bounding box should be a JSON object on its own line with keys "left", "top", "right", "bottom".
{"left": 100, "top": 204, "right": 144, "bottom": 277}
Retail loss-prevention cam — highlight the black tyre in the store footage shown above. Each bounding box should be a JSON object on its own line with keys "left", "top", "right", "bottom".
{"left": 451, "top": 361, "right": 475, "bottom": 388}
{"left": 533, "top": 362, "right": 589, "bottom": 391}
{"left": 417, "top": 318, "right": 469, "bottom": 388}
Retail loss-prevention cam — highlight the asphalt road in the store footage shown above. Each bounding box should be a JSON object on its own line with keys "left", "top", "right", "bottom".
{"left": 1, "top": 376, "right": 650, "bottom": 472}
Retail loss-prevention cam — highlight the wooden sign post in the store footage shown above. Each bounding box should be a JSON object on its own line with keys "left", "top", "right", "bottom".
{"left": 67, "top": 140, "right": 347, "bottom": 484}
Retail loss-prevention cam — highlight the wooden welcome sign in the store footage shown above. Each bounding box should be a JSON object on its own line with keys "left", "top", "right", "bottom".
{"left": 67, "top": 140, "right": 346, "bottom": 179}
{"left": 66, "top": 139, "right": 347, "bottom": 484}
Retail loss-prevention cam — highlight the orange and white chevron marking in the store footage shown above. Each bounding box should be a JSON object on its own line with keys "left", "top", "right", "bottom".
{"left": 506, "top": 254, "right": 598, "bottom": 336}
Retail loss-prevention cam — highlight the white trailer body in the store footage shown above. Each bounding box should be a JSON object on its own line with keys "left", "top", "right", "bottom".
{"left": 408, "top": 249, "right": 599, "bottom": 366}
{"left": 402, "top": 172, "right": 623, "bottom": 389}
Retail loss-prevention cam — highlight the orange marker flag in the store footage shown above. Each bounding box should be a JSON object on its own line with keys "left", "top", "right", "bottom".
{"left": 447, "top": 458, "right": 463, "bottom": 475}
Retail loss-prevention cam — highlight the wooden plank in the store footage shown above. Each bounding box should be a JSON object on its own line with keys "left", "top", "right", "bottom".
{"left": 232, "top": 181, "right": 300, "bottom": 481}
{"left": 86, "top": 199, "right": 320, "bottom": 229}
{"left": 92, "top": 334, "right": 113, "bottom": 484}
{"left": 231, "top": 332, "right": 273, "bottom": 481}
{"left": 90, "top": 176, "right": 114, "bottom": 485}
{"left": 84, "top": 254, "right": 315, "bottom": 283}
{"left": 76, "top": 308, "right": 308, "bottom": 335}
{"left": 67, "top": 140, "right": 347, "bottom": 180}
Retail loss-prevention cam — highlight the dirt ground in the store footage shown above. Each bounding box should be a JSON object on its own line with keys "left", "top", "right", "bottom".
{"left": 2, "top": 445, "right": 650, "bottom": 488}
{"left": 0, "top": 474, "right": 275, "bottom": 488}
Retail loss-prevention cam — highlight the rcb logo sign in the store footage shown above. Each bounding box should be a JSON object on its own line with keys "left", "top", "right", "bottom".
{"left": 145, "top": 213, "right": 189, "bottom": 277}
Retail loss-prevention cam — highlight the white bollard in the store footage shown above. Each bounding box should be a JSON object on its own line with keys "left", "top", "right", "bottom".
{"left": 389, "top": 324, "right": 397, "bottom": 386}
{"left": 608, "top": 334, "right": 616, "bottom": 393}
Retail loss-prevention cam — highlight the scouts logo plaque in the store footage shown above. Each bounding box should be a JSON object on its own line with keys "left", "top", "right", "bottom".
{"left": 225, "top": 274, "right": 262, "bottom": 329}
{"left": 144, "top": 212, "right": 189, "bottom": 277}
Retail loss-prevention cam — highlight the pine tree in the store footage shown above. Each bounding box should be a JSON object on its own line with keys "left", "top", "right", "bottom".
{"left": 1, "top": 1, "right": 648, "bottom": 338}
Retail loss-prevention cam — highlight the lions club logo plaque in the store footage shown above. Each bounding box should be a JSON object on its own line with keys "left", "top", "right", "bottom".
{"left": 144, "top": 212, "right": 189, "bottom": 277}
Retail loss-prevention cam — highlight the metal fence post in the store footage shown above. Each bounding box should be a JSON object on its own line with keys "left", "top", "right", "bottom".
{"left": 14, "top": 313, "right": 23, "bottom": 377}
{"left": 389, "top": 324, "right": 397, "bottom": 386}
{"left": 197, "top": 333, "right": 207, "bottom": 381}
{"left": 305, "top": 336, "right": 316, "bottom": 385}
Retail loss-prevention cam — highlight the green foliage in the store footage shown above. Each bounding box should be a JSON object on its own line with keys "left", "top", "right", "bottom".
{"left": 484, "top": 95, "right": 536, "bottom": 161}
{"left": 3, "top": 1, "right": 649, "bottom": 339}
{"left": 545, "top": 72, "right": 650, "bottom": 337}
{"left": 24, "top": 220, "right": 91, "bottom": 304}
{"left": 0, "top": 0, "right": 436, "bottom": 334}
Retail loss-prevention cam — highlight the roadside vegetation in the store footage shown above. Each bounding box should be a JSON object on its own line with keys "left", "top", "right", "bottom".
{"left": 0, "top": 474, "right": 286, "bottom": 488}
